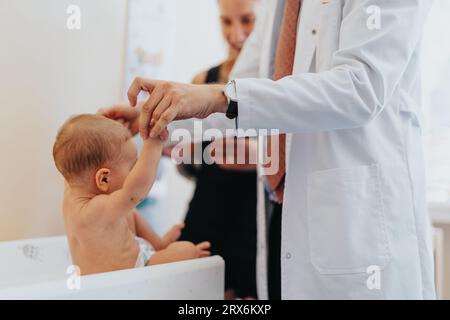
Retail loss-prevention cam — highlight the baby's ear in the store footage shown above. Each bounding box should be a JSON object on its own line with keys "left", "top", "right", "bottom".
{"left": 95, "top": 168, "right": 111, "bottom": 193}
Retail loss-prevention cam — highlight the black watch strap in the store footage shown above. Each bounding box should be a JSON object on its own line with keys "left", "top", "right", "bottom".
{"left": 226, "top": 100, "right": 238, "bottom": 119}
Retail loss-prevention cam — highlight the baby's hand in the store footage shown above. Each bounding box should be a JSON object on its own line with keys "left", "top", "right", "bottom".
{"left": 143, "top": 127, "right": 169, "bottom": 151}
{"left": 155, "top": 128, "right": 169, "bottom": 143}
{"left": 146, "top": 118, "right": 169, "bottom": 142}
{"left": 147, "top": 125, "right": 169, "bottom": 145}
{"left": 195, "top": 241, "right": 211, "bottom": 258}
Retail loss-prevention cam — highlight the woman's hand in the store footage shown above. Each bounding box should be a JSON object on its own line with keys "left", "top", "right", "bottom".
{"left": 127, "top": 77, "right": 228, "bottom": 140}
{"left": 97, "top": 103, "right": 141, "bottom": 136}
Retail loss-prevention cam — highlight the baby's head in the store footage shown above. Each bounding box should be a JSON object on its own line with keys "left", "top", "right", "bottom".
{"left": 53, "top": 114, "right": 137, "bottom": 194}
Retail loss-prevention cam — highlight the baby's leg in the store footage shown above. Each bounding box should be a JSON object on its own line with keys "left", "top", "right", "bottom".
{"left": 147, "top": 241, "right": 211, "bottom": 266}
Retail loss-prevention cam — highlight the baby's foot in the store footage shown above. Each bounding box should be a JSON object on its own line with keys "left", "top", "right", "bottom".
{"left": 195, "top": 241, "right": 211, "bottom": 258}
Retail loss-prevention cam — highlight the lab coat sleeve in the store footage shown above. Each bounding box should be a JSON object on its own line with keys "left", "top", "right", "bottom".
{"left": 235, "top": 0, "right": 432, "bottom": 133}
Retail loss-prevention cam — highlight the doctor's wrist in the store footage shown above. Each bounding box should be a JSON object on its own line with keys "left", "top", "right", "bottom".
{"left": 208, "top": 84, "right": 228, "bottom": 114}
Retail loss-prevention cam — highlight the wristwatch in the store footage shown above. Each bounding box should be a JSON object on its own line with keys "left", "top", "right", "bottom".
{"left": 224, "top": 80, "right": 238, "bottom": 119}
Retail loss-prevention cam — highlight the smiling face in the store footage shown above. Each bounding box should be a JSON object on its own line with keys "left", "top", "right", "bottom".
{"left": 218, "top": 0, "right": 257, "bottom": 53}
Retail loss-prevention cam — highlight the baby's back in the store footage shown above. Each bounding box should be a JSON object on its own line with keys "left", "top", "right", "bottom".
{"left": 63, "top": 195, "right": 139, "bottom": 275}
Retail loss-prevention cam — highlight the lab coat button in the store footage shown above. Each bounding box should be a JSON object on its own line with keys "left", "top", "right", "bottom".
{"left": 285, "top": 252, "right": 292, "bottom": 259}
{"left": 312, "top": 29, "right": 317, "bottom": 35}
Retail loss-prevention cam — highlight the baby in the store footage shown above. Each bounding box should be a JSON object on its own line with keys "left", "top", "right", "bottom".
{"left": 53, "top": 114, "right": 210, "bottom": 275}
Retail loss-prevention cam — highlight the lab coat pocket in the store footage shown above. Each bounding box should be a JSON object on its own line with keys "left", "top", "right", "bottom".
{"left": 307, "top": 164, "right": 391, "bottom": 275}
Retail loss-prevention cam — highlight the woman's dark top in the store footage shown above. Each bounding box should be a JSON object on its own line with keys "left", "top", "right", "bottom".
{"left": 179, "top": 65, "right": 258, "bottom": 298}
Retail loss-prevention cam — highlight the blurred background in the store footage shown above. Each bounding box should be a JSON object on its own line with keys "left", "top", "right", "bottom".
{"left": 0, "top": 0, "right": 450, "bottom": 298}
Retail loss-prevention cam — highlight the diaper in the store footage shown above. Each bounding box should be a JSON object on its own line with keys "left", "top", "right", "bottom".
{"left": 134, "top": 237, "right": 155, "bottom": 268}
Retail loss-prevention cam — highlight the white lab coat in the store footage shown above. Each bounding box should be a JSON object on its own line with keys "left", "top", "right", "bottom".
{"left": 170, "top": 0, "right": 436, "bottom": 299}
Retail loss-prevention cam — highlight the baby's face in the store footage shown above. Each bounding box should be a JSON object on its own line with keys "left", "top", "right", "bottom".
{"left": 106, "top": 139, "right": 138, "bottom": 193}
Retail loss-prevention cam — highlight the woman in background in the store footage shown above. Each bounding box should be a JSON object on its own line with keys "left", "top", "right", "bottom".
{"left": 178, "top": 0, "right": 259, "bottom": 300}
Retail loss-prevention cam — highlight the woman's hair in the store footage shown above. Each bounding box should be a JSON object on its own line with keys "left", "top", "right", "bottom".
{"left": 53, "top": 114, "right": 131, "bottom": 183}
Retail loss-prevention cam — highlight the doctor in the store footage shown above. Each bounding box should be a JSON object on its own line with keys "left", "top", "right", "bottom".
{"left": 106, "top": 0, "right": 436, "bottom": 299}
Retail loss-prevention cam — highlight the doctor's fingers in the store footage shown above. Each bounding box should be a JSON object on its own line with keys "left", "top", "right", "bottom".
{"left": 141, "top": 93, "right": 171, "bottom": 139}
{"left": 139, "top": 88, "right": 167, "bottom": 139}
{"left": 141, "top": 83, "right": 165, "bottom": 117}
{"left": 139, "top": 106, "right": 152, "bottom": 140}
{"left": 149, "top": 94, "right": 174, "bottom": 123}
{"left": 149, "top": 98, "right": 177, "bottom": 139}
{"left": 150, "top": 108, "right": 178, "bottom": 139}
{"left": 127, "top": 77, "right": 158, "bottom": 107}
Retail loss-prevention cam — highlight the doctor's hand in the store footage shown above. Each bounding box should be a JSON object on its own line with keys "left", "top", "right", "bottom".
{"left": 127, "top": 77, "right": 228, "bottom": 140}
{"left": 97, "top": 103, "right": 141, "bottom": 136}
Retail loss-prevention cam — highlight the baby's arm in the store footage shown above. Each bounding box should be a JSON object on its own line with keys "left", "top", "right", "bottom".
{"left": 148, "top": 241, "right": 211, "bottom": 266}
{"left": 106, "top": 135, "right": 166, "bottom": 221}
{"left": 134, "top": 211, "right": 184, "bottom": 250}
{"left": 134, "top": 211, "right": 161, "bottom": 247}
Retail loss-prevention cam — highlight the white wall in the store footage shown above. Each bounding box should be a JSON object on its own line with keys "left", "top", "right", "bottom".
{"left": 0, "top": 0, "right": 226, "bottom": 241}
